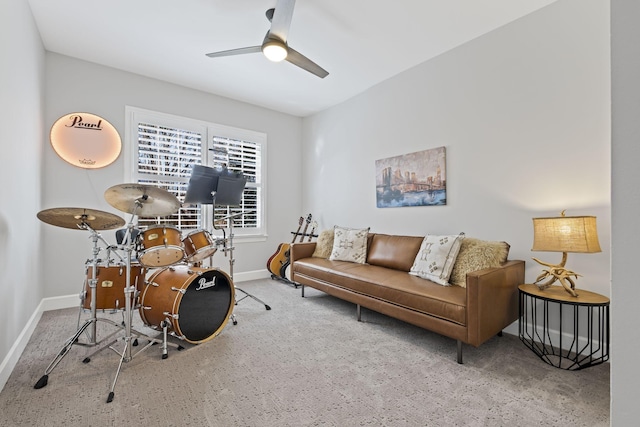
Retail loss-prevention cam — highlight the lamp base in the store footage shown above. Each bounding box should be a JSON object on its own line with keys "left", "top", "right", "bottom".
{"left": 532, "top": 253, "right": 581, "bottom": 297}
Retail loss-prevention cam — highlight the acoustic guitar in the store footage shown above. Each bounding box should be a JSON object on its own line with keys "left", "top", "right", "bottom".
{"left": 267, "top": 215, "right": 306, "bottom": 277}
{"left": 279, "top": 220, "right": 317, "bottom": 278}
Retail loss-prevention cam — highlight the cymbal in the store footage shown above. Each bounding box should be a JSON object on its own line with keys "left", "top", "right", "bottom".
{"left": 216, "top": 212, "right": 245, "bottom": 222}
{"left": 104, "top": 183, "right": 181, "bottom": 217}
{"left": 37, "top": 207, "right": 125, "bottom": 230}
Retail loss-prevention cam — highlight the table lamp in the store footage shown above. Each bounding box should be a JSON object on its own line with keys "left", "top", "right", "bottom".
{"left": 531, "top": 210, "right": 601, "bottom": 297}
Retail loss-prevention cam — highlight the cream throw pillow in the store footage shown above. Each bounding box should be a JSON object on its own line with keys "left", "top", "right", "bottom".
{"left": 449, "top": 238, "right": 510, "bottom": 288}
{"left": 409, "top": 233, "right": 465, "bottom": 286}
{"left": 312, "top": 229, "right": 335, "bottom": 258}
{"left": 329, "top": 226, "right": 369, "bottom": 264}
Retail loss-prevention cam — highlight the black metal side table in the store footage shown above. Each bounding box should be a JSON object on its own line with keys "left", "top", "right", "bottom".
{"left": 518, "top": 284, "right": 609, "bottom": 370}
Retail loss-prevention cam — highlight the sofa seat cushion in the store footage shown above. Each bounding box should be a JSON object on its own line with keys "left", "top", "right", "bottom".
{"left": 293, "top": 258, "right": 467, "bottom": 326}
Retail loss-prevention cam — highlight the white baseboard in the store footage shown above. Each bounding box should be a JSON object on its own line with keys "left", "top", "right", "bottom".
{"left": 0, "top": 300, "right": 45, "bottom": 393}
{"left": 0, "top": 269, "right": 272, "bottom": 392}
{"left": 41, "top": 294, "right": 81, "bottom": 311}
{"left": 232, "top": 269, "right": 271, "bottom": 282}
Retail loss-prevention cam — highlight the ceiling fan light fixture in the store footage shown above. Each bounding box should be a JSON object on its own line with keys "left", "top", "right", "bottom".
{"left": 262, "top": 39, "right": 288, "bottom": 62}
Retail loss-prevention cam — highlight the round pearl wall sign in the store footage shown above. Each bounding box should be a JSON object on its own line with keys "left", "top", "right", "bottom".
{"left": 50, "top": 112, "right": 122, "bottom": 169}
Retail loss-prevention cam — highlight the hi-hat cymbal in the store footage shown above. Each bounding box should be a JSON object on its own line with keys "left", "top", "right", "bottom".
{"left": 216, "top": 212, "right": 245, "bottom": 222}
{"left": 37, "top": 207, "right": 125, "bottom": 230}
{"left": 104, "top": 183, "right": 181, "bottom": 217}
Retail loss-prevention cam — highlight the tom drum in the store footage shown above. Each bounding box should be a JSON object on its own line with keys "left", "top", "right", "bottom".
{"left": 139, "top": 265, "right": 235, "bottom": 344}
{"left": 138, "top": 225, "right": 185, "bottom": 267}
{"left": 182, "top": 229, "right": 218, "bottom": 262}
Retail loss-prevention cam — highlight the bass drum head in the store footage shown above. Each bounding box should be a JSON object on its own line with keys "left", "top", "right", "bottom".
{"left": 178, "top": 268, "right": 234, "bottom": 343}
{"left": 142, "top": 266, "right": 234, "bottom": 344}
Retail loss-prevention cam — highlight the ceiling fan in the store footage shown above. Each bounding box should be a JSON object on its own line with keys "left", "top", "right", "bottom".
{"left": 205, "top": 0, "right": 329, "bottom": 79}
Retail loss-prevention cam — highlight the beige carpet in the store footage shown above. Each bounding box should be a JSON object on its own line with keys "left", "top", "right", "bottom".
{"left": 0, "top": 279, "right": 609, "bottom": 426}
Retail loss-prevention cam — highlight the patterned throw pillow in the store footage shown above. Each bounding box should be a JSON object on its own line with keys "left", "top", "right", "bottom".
{"left": 449, "top": 238, "right": 510, "bottom": 288}
{"left": 409, "top": 233, "right": 465, "bottom": 286}
{"left": 329, "top": 226, "right": 370, "bottom": 264}
{"left": 312, "top": 229, "right": 335, "bottom": 258}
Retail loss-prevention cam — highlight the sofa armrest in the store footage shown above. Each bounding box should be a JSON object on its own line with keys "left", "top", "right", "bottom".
{"left": 465, "top": 260, "right": 525, "bottom": 347}
{"left": 290, "top": 242, "right": 317, "bottom": 264}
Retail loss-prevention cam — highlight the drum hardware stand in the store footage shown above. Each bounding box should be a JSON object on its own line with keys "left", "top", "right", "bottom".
{"left": 34, "top": 222, "right": 130, "bottom": 390}
{"left": 103, "top": 210, "right": 183, "bottom": 403}
{"left": 77, "top": 224, "right": 127, "bottom": 342}
{"left": 34, "top": 213, "right": 182, "bottom": 402}
{"left": 214, "top": 210, "right": 271, "bottom": 319}
{"left": 183, "top": 166, "right": 271, "bottom": 324}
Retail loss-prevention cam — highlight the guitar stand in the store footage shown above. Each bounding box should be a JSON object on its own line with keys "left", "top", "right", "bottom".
{"left": 267, "top": 219, "right": 317, "bottom": 289}
{"left": 270, "top": 274, "right": 300, "bottom": 288}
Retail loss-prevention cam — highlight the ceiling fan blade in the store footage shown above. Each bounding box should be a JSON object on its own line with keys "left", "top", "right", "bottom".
{"left": 269, "top": 0, "right": 296, "bottom": 42}
{"left": 286, "top": 47, "right": 329, "bottom": 79}
{"left": 206, "top": 46, "right": 262, "bottom": 58}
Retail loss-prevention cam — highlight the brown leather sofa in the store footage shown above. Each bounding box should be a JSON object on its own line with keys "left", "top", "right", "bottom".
{"left": 290, "top": 233, "right": 525, "bottom": 363}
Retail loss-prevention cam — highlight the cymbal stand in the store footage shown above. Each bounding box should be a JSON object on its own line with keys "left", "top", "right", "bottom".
{"left": 34, "top": 222, "right": 129, "bottom": 390}
{"left": 34, "top": 214, "right": 181, "bottom": 402}
{"left": 213, "top": 209, "right": 271, "bottom": 315}
{"left": 77, "top": 223, "right": 125, "bottom": 342}
{"left": 102, "top": 207, "right": 182, "bottom": 403}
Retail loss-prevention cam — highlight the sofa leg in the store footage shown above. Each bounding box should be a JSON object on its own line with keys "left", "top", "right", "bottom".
{"left": 497, "top": 331, "right": 503, "bottom": 337}
{"left": 301, "top": 284, "right": 305, "bottom": 298}
{"left": 356, "top": 304, "right": 361, "bottom": 321}
{"left": 457, "top": 340, "right": 463, "bottom": 364}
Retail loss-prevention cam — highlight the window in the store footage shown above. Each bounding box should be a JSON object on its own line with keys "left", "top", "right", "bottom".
{"left": 125, "top": 107, "right": 266, "bottom": 239}
{"left": 210, "top": 136, "right": 261, "bottom": 230}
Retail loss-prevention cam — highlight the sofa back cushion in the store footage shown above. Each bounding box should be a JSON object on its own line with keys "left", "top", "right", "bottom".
{"left": 367, "top": 234, "right": 423, "bottom": 272}
{"left": 449, "top": 238, "right": 510, "bottom": 287}
{"left": 312, "top": 229, "right": 335, "bottom": 258}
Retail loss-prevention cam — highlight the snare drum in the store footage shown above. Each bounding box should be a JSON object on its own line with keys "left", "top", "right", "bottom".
{"left": 139, "top": 265, "right": 235, "bottom": 344}
{"left": 82, "top": 264, "right": 146, "bottom": 311}
{"left": 182, "top": 229, "right": 218, "bottom": 262}
{"left": 138, "top": 225, "right": 185, "bottom": 267}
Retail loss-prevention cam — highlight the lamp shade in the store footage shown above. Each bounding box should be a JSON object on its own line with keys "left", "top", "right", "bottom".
{"left": 532, "top": 215, "right": 601, "bottom": 253}
{"left": 50, "top": 112, "right": 121, "bottom": 169}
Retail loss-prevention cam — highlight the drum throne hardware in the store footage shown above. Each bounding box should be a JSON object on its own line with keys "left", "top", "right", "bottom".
{"left": 184, "top": 164, "right": 271, "bottom": 324}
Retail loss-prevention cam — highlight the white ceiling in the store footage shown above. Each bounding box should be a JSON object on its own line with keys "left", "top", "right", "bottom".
{"left": 27, "top": 0, "right": 558, "bottom": 117}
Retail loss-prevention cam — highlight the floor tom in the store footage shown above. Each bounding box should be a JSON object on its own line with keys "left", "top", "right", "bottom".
{"left": 82, "top": 263, "right": 146, "bottom": 311}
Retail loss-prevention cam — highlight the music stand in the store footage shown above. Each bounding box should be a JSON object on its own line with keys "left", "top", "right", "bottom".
{"left": 185, "top": 165, "right": 271, "bottom": 316}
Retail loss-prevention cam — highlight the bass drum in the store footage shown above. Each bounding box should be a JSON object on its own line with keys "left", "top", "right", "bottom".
{"left": 139, "top": 265, "right": 235, "bottom": 344}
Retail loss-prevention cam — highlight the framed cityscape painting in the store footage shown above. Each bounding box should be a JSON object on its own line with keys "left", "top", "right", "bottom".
{"left": 375, "top": 146, "right": 446, "bottom": 208}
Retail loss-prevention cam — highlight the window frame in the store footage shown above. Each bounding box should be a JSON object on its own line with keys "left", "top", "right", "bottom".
{"left": 124, "top": 106, "right": 267, "bottom": 241}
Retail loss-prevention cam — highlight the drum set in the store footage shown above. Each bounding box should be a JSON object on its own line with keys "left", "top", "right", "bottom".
{"left": 33, "top": 182, "right": 267, "bottom": 403}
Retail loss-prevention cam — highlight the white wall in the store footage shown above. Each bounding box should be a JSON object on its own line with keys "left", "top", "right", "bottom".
{"left": 6, "top": 0, "right": 636, "bottom": 420}
{"left": 0, "top": 0, "right": 46, "bottom": 379}
{"left": 302, "top": 0, "right": 611, "bottom": 307}
{"left": 611, "top": 0, "right": 640, "bottom": 423}
{"left": 42, "top": 54, "right": 303, "bottom": 298}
